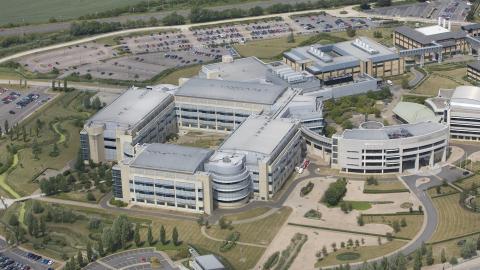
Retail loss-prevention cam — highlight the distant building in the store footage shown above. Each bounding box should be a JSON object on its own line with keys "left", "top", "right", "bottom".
{"left": 80, "top": 87, "right": 176, "bottom": 163}
{"left": 393, "top": 18, "right": 469, "bottom": 59}
{"left": 467, "top": 61, "right": 480, "bottom": 82}
{"left": 283, "top": 36, "right": 404, "bottom": 80}
{"left": 191, "top": 255, "right": 225, "bottom": 270}
{"left": 462, "top": 23, "right": 480, "bottom": 37}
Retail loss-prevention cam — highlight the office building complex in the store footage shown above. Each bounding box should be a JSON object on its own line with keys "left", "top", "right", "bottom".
{"left": 331, "top": 121, "right": 449, "bottom": 173}
{"left": 467, "top": 61, "right": 480, "bottom": 82}
{"left": 446, "top": 86, "right": 480, "bottom": 141}
{"left": 80, "top": 87, "right": 176, "bottom": 163}
{"left": 283, "top": 36, "right": 404, "bottom": 80}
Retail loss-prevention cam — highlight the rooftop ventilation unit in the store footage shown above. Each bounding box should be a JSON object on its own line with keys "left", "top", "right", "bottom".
{"left": 308, "top": 46, "right": 333, "bottom": 62}
{"left": 352, "top": 38, "right": 379, "bottom": 55}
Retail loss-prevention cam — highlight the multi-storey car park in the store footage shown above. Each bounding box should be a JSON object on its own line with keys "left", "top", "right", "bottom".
{"left": 82, "top": 32, "right": 480, "bottom": 213}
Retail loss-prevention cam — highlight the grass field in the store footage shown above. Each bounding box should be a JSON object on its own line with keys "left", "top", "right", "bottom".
{"left": 0, "top": 0, "right": 148, "bottom": 24}
{"left": 454, "top": 174, "right": 480, "bottom": 191}
{"left": 432, "top": 233, "right": 480, "bottom": 263}
{"left": 413, "top": 74, "right": 460, "bottom": 96}
{"left": 363, "top": 214, "right": 423, "bottom": 239}
{"left": 363, "top": 179, "right": 408, "bottom": 193}
{"left": 234, "top": 35, "right": 311, "bottom": 61}
{"left": 156, "top": 65, "right": 203, "bottom": 85}
{"left": 220, "top": 207, "right": 272, "bottom": 222}
{"left": 0, "top": 90, "right": 93, "bottom": 197}
{"left": 2, "top": 200, "right": 279, "bottom": 270}
{"left": 426, "top": 185, "right": 459, "bottom": 198}
{"left": 343, "top": 201, "right": 372, "bottom": 211}
{"left": 206, "top": 207, "right": 292, "bottom": 245}
{"left": 430, "top": 193, "right": 480, "bottom": 243}
{"left": 52, "top": 189, "right": 106, "bottom": 203}
{"left": 315, "top": 240, "right": 405, "bottom": 267}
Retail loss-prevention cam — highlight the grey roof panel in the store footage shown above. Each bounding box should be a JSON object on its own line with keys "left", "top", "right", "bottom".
{"left": 88, "top": 88, "right": 172, "bottom": 130}
{"left": 130, "top": 144, "right": 213, "bottom": 174}
{"left": 176, "top": 78, "right": 287, "bottom": 105}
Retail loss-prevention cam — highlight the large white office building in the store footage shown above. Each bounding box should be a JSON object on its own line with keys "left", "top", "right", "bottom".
{"left": 80, "top": 87, "right": 176, "bottom": 163}
{"left": 331, "top": 121, "right": 449, "bottom": 173}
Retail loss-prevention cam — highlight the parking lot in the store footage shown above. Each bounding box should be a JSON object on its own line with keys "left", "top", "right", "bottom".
{"left": 84, "top": 248, "right": 178, "bottom": 270}
{"left": 120, "top": 31, "right": 191, "bottom": 55}
{"left": 19, "top": 42, "right": 115, "bottom": 74}
{"left": 62, "top": 45, "right": 231, "bottom": 81}
{"left": 0, "top": 239, "right": 55, "bottom": 270}
{"left": 292, "top": 14, "right": 378, "bottom": 33}
{"left": 0, "top": 86, "right": 54, "bottom": 128}
{"left": 365, "top": 0, "right": 471, "bottom": 21}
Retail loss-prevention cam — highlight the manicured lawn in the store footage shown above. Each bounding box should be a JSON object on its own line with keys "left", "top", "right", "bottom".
{"left": 363, "top": 179, "right": 409, "bottom": 193}
{"left": 221, "top": 207, "right": 272, "bottom": 222}
{"left": 454, "top": 174, "right": 480, "bottom": 191}
{"left": 52, "top": 189, "right": 106, "bottom": 203}
{"left": 156, "top": 65, "right": 203, "bottom": 85}
{"left": 206, "top": 207, "right": 292, "bottom": 245}
{"left": 426, "top": 185, "right": 458, "bottom": 198}
{"left": 171, "top": 131, "right": 226, "bottom": 149}
{"left": 363, "top": 214, "right": 424, "bottom": 239}
{"left": 343, "top": 201, "right": 372, "bottom": 211}
{"left": 432, "top": 233, "right": 480, "bottom": 264}
{"left": 316, "top": 240, "right": 405, "bottom": 267}
{"left": 430, "top": 193, "right": 480, "bottom": 243}
{"left": 413, "top": 74, "right": 460, "bottom": 96}
{"left": 234, "top": 35, "right": 311, "bottom": 61}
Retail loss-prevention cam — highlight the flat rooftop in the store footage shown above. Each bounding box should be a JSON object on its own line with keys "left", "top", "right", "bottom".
{"left": 87, "top": 88, "right": 171, "bottom": 130}
{"left": 451, "top": 85, "right": 480, "bottom": 108}
{"left": 200, "top": 57, "right": 269, "bottom": 82}
{"left": 195, "top": 255, "right": 224, "bottom": 270}
{"left": 416, "top": 25, "right": 450, "bottom": 36}
{"left": 176, "top": 78, "right": 287, "bottom": 105}
{"left": 130, "top": 144, "right": 213, "bottom": 174}
{"left": 284, "top": 37, "right": 398, "bottom": 74}
{"left": 220, "top": 115, "right": 297, "bottom": 156}
{"left": 394, "top": 25, "right": 466, "bottom": 45}
{"left": 393, "top": 102, "right": 440, "bottom": 124}
{"left": 341, "top": 121, "right": 446, "bottom": 140}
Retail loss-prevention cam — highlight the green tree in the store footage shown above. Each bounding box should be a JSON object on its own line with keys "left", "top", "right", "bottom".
{"left": 86, "top": 242, "right": 93, "bottom": 262}
{"left": 357, "top": 215, "right": 364, "bottom": 226}
{"left": 162, "top": 12, "right": 186, "bottom": 26}
{"left": 392, "top": 220, "right": 400, "bottom": 233}
{"left": 147, "top": 226, "right": 153, "bottom": 246}
{"left": 413, "top": 249, "right": 423, "bottom": 270}
{"left": 400, "top": 217, "right": 407, "bottom": 227}
{"left": 172, "top": 226, "right": 179, "bottom": 246}
{"left": 287, "top": 32, "right": 295, "bottom": 43}
{"left": 97, "top": 239, "right": 104, "bottom": 257}
{"left": 426, "top": 245, "right": 434, "bottom": 265}
{"left": 134, "top": 225, "right": 141, "bottom": 246}
{"left": 450, "top": 256, "right": 458, "bottom": 265}
{"left": 159, "top": 225, "right": 166, "bottom": 245}
{"left": 77, "top": 249, "right": 84, "bottom": 268}
{"left": 441, "top": 248, "right": 447, "bottom": 263}
{"left": 346, "top": 27, "right": 356, "bottom": 37}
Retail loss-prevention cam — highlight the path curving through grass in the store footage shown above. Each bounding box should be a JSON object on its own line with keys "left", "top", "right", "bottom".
{"left": 0, "top": 153, "right": 21, "bottom": 199}
{"left": 52, "top": 122, "right": 66, "bottom": 144}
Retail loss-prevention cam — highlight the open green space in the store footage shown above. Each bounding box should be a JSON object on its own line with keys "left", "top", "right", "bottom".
{"left": 363, "top": 179, "right": 409, "bottom": 193}
{"left": 206, "top": 207, "right": 291, "bottom": 245}
{"left": 413, "top": 62, "right": 472, "bottom": 96}
{"left": 234, "top": 35, "right": 312, "bottom": 61}
{"left": 0, "top": 0, "right": 148, "bottom": 24}
{"left": 426, "top": 185, "right": 459, "bottom": 198}
{"left": 454, "top": 174, "right": 480, "bottom": 191}
{"left": 336, "top": 252, "right": 361, "bottom": 261}
{"left": 413, "top": 74, "right": 460, "bottom": 96}
{"left": 220, "top": 207, "right": 271, "bottom": 222}
{"left": 343, "top": 201, "right": 372, "bottom": 211}
{"left": 0, "top": 90, "right": 95, "bottom": 197}
{"left": 363, "top": 214, "right": 423, "bottom": 239}
{"left": 1, "top": 200, "right": 275, "bottom": 270}
{"left": 430, "top": 193, "right": 480, "bottom": 243}
{"left": 316, "top": 240, "right": 405, "bottom": 267}
{"left": 170, "top": 131, "right": 226, "bottom": 149}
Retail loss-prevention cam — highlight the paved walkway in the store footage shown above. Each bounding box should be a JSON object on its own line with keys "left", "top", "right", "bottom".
{"left": 408, "top": 67, "right": 425, "bottom": 88}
